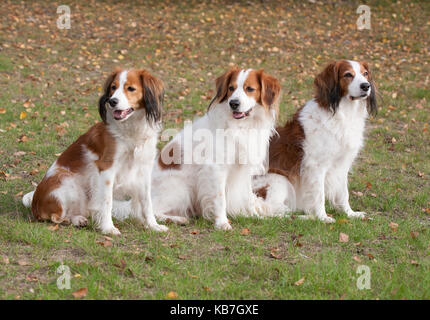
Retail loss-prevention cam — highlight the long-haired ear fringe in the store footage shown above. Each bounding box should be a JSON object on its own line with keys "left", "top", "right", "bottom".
{"left": 141, "top": 70, "right": 164, "bottom": 124}
{"left": 258, "top": 69, "right": 281, "bottom": 118}
{"left": 314, "top": 61, "right": 341, "bottom": 114}
{"left": 207, "top": 67, "right": 239, "bottom": 110}
{"left": 98, "top": 71, "right": 118, "bottom": 123}
{"left": 367, "top": 81, "right": 377, "bottom": 116}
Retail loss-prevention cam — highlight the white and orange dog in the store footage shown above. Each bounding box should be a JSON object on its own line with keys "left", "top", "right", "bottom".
{"left": 114, "top": 68, "right": 295, "bottom": 229}
{"left": 257, "top": 60, "right": 377, "bottom": 223}
{"left": 22, "top": 68, "right": 168, "bottom": 234}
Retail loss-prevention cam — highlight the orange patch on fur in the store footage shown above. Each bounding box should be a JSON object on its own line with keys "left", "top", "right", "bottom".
{"left": 269, "top": 111, "right": 305, "bottom": 184}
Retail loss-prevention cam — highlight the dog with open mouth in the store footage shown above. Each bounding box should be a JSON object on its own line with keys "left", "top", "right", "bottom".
{"left": 113, "top": 67, "right": 296, "bottom": 229}
{"left": 22, "top": 68, "right": 168, "bottom": 234}
{"left": 254, "top": 60, "right": 377, "bottom": 223}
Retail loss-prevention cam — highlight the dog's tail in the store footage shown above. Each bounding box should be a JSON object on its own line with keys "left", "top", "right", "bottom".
{"left": 22, "top": 191, "right": 35, "bottom": 208}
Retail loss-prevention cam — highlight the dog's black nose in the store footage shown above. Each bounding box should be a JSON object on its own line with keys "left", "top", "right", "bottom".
{"left": 109, "top": 98, "right": 118, "bottom": 107}
{"left": 229, "top": 99, "right": 240, "bottom": 110}
{"left": 360, "top": 83, "right": 370, "bottom": 92}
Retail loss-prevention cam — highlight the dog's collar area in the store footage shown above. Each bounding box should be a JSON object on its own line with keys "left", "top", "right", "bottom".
{"left": 232, "top": 108, "right": 252, "bottom": 119}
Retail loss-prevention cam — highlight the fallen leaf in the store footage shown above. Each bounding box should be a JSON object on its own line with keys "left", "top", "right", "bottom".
{"left": 240, "top": 228, "right": 250, "bottom": 235}
{"left": 410, "top": 260, "right": 419, "bottom": 266}
{"left": 0, "top": 108, "right": 6, "bottom": 114}
{"left": 25, "top": 274, "right": 38, "bottom": 282}
{"left": 19, "top": 135, "right": 29, "bottom": 143}
{"left": 294, "top": 277, "right": 305, "bottom": 286}
{"left": 144, "top": 256, "right": 154, "bottom": 262}
{"left": 410, "top": 231, "right": 419, "bottom": 239}
{"left": 202, "top": 286, "right": 212, "bottom": 292}
{"left": 389, "top": 222, "right": 399, "bottom": 232}
{"left": 96, "top": 239, "right": 113, "bottom": 247}
{"left": 19, "top": 111, "right": 27, "bottom": 120}
{"left": 47, "top": 224, "right": 59, "bottom": 231}
{"left": 190, "top": 230, "right": 200, "bottom": 235}
{"left": 17, "top": 260, "right": 31, "bottom": 266}
{"left": 353, "top": 256, "right": 362, "bottom": 263}
{"left": 166, "top": 291, "right": 178, "bottom": 299}
{"left": 1, "top": 255, "right": 9, "bottom": 264}
{"left": 339, "top": 233, "right": 349, "bottom": 243}
{"left": 72, "top": 288, "right": 88, "bottom": 298}
{"left": 270, "top": 248, "right": 282, "bottom": 259}
{"left": 337, "top": 218, "right": 349, "bottom": 224}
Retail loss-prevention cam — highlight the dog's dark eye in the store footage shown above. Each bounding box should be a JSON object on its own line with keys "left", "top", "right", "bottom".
{"left": 111, "top": 85, "right": 116, "bottom": 90}
{"left": 363, "top": 71, "right": 369, "bottom": 77}
{"left": 344, "top": 72, "right": 353, "bottom": 78}
{"left": 246, "top": 87, "right": 255, "bottom": 92}
{"left": 228, "top": 86, "right": 235, "bottom": 91}
{"left": 127, "top": 87, "right": 136, "bottom": 92}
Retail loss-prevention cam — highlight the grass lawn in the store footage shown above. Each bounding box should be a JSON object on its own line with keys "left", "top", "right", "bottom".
{"left": 0, "top": 0, "right": 429, "bottom": 299}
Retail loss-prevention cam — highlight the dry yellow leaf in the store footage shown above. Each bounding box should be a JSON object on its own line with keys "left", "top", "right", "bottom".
{"left": 20, "top": 111, "right": 27, "bottom": 120}
{"left": 339, "top": 233, "right": 349, "bottom": 243}
{"left": 389, "top": 222, "right": 399, "bottom": 232}
{"left": 240, "top": 228, "right": 251, "bottom": 235}
{"left": 166, "top": 291, "right": 178, "bottom": 299}
{"left": 72, "top": 288, "right": 88, "bottom": 298}
{"left": 294, "top": 277, "right": 305, "bottom": 286}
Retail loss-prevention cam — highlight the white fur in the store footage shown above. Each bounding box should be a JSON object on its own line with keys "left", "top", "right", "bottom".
{"left": 113, "top": 69, "right": 285, "bottom": 229}
{"left": 256, "top": 61, "right": 372, "bottom": 223}
{"left": 252, "top": 173, "right": 296, "bottom": 216}
{"left": 296, "top": 96, "right": 368, "bottom": 223}
{"left": 22, "top": 73, "right": 166, "bottom": 234}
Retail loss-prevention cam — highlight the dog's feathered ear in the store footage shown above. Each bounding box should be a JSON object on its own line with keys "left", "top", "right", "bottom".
{"left": 361, "top": 61, "right": 377, "bottom": 116}
{"left": 140, "top": 70, "right": 164, "bottom": 123}
{"left": 314, "top": 61, "right": 341, "bottom": 113}
{"left": 208, "top": 67, "right": 239, "bottom": 110}
{"left": 257, "top": 69, "right": 281, "bottom": 118}
{"left": 98, "top": 69, "right": 120, "bottom": 123}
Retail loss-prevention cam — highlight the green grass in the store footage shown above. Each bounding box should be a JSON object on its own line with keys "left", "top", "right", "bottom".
{"left": 0, "top": 0, "right": 429, "bottom": 299}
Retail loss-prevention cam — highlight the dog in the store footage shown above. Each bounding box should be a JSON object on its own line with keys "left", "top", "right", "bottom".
{"left": 257, "top": 60, "right": 377, "bottom": 223}
{"left": 113, "top": 67, "right": 295, "bottom": 229}
{"left": 22, "top": 68, "right": 168, "bottom": 234}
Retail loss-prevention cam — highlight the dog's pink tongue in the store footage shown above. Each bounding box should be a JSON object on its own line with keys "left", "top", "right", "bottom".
{"left": 233, "top": 112, "right": 245, "bottom": 119}
{"left": 114, "top": 109, "right": 129, "bottom": 119}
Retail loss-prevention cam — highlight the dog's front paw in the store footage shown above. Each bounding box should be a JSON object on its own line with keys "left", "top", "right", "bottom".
{"left": 165, "top": 216, "right": 189, "bottom": 225}
{"left": 319, "top": 215, "right": 336, "bottom": 224}
{"left": 148, "top": 223, "right": 169, "bottom": 232}
{"left": 254, "top": 198, "right": 269, "bottom": 216}
{"left": 347, "top": 211, "right": 366, "bottom": 219}
{"left": 101, "top": 225, "right": 121, "bottom": 235}
{"left": 71, "top": 215, "right": 88, "bottom": 227}
{"left": 215, "top": 219, "right": 232, "bottom": 231}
